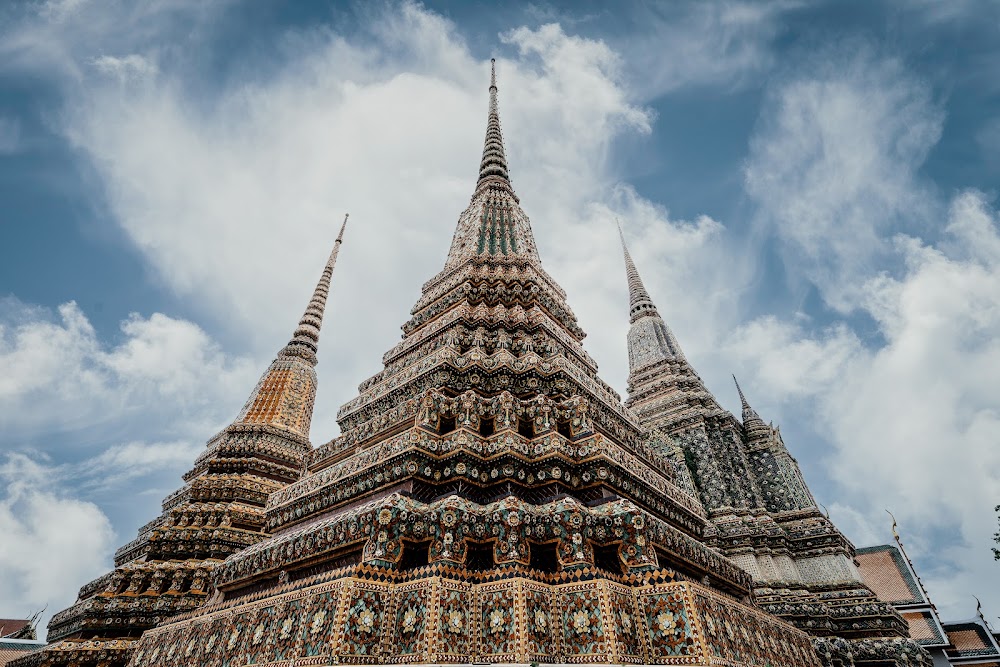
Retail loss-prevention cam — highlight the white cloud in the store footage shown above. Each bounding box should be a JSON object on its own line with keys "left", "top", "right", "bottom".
{"left": 721, "top": 316, "right": 862, "bottom": 400}
{"left": 50, "top": 7, "right": 672, "bottom": 440}
{"left": 0, "top": 0, "right": 228, "bottom": 84}
{"left": 0, "top": 299, "right": 256, "bottom": 443}
{"left": 92, "top": 53, "right": 157, "bottom": 82}
{"left": 0, "top": 453, "right": 116, "bottom": 627}
{"left": 730, "top": 191, "right": 1000, "bottom": 619}
{"left": 745, "top": 46, "right": 944, "bottom": 311}
{"left": 616, "top": 0, "right": 798, "bottom": 97}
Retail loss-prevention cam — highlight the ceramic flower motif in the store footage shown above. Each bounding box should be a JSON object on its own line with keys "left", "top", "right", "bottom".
{"left": 401, "top": 607, "right": 419, "bottom": 634}
{"left": 311, "top": 610, "right": 327, "bottom": 635}
{"left": 358, "top": 607, "right": 376, "bottom": 634}
{"left": 572, "top": 610, "right": 591, "bottom": 634}
{"left": 489, "top": 609, "right": 506, "bottom": 634}
{"left": 446, "top": 610, "right": 463, "bottom": 634}
{"left": 532, "top": 609, "right": 548, "bottom": 634}
{"left": 656, "top": 611, "right": 676, "bottom": 634}
{"left": 280, "top": 617, "right": 294, "bottom": 639}
{"left": 619, "top": 610, "right": 633, "bottom": 634}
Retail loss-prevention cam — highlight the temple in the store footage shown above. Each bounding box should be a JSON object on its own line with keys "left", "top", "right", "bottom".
{"left": 854, "top": 521, "right": 1000, "bottom": 667}
{"left": 13, "top": 59, "right": 960, "bottom": 667}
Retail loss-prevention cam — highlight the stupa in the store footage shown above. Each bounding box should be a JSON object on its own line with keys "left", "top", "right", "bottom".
{"left": 618, "top": 227, "right": 928, "bottom": 666}
{"left": 12, "top": 217, "right": 349, "bottom": 667}
{"left": 123, "top": 61, "right": 829, "bottom": 667}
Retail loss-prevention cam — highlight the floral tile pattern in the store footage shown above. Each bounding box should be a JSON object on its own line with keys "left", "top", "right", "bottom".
{"left": 523, "top": 582, "right": 555, "bottom": 660}
{"left": 478, "top": 583, "right": 517, "bottom": 660}
{"left": 129, "top": 573, "right": 822, "bottom": 666}
{"left": 436, "top": 582, "right": 474, "bottom": 661}
{"left": 639, "top": 587, "right": 697, "bottom": 661}
{"left": 338, "top": 583, "right": 391, "bottom": 661}
{"left": 559, "top": 582, "right": 607, "bottom": 661}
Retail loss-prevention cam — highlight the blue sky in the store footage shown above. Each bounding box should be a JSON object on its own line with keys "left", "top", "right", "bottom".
{"left": 1, "top": 0, "right": 999, "bottom": 635}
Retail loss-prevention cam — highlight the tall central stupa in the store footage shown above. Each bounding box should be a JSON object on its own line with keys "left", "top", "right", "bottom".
{"left": 25, "top": 59, "right": 931, "bottom": 667}
{"left": 119, "top": 58, "right": 820, "bottom": 667}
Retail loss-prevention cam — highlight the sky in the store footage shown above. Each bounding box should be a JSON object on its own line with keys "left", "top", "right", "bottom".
{"left": 1, "top": 0, "right": 999, "bottom": 637}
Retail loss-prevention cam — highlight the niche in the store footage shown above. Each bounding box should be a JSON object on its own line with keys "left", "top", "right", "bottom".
{"left": 556, "top": 419, "right": 572, "bottom": 439}
{"left": 479, "top": 417, "right": 495, "bottom": 438}
{"left": 399, "top": 540, "right": 431, "bottom": 571}
{"left": 529, "top": 541, "right": 559, "bottom": 573}
{"left": 518, "top": 417, "right": 534, "bottom": 439}
{"left": 465, "top": 541, "right": 495, "bottom": 571}
{"left": 592, "top": 543, "right": 624, "bottom": 576}
{"left": 439, "top": 416, "right": 456, "bottom": 435}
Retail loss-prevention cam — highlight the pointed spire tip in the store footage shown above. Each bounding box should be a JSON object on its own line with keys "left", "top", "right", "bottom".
{"left": 733, "top": 375, "right": 750, "bottom": 409}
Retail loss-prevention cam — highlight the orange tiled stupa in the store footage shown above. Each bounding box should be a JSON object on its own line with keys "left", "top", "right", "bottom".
{"left": 12, "top": 218, "right": 349, "bottom": 667}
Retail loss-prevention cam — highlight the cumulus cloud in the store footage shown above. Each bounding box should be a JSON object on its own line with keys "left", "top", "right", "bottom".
{"left": 728, "top": 189, "right": 1000, "bottom": 618}
{"left": 92, "top": 53, "right": 157, "bottom": 82}
{"left": 721, "top": 316, "right": 862, "bottom": 400}
{"left": 615, "top": 0, "right": 797, "bottom": 97}
{"left": 0, "top": 299, "right": 256, "bottom": 444}
{"left": 745, "top": 45, "right": 944, "bottom": 311}
{"left": 820, "top": 192, "right": 1000, "bottom": 604}
{"left": 0, "top": 453, "right": 116, "bottom": 627}
{"left": 732, "top": 45, "right": 999, "bottom": 618}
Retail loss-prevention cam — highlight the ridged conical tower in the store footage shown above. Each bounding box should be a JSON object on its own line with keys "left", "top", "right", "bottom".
{"left": 618, "top": 228, "right": 928, "bottom": 667}
{"left": 14, "top": 217, "right": 349, "bottom": 667}
{"left": 127, "top": 60, "right": 822, "bottom": 667}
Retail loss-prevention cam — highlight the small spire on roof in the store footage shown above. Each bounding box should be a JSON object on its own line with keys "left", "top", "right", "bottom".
{"left": 733, "top": 375, "right": 770, "bottom": 438}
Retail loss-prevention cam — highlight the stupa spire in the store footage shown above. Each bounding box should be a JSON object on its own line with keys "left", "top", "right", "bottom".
{"left": 476, "top": 58, "right": 511, "bottom": 190}
{"left": 618, "top": 222, "right": 686, "bottom": 372}
{"left": 733, "top": 375, "right": 775, "bottom": 447}
{"left": 442, "top": 59, "right": 541, "bottom": 267}
{"left": 618, "top": 220, "right": 661, "bottom": 324}
{"left": 733, "top": 375, "right": 764, "bottom": 425}
{"left": 281, "top": 214, "right": 349, "bottom": 365}
{"left": 236, "top": 215, "right": 349, "bottom": 439}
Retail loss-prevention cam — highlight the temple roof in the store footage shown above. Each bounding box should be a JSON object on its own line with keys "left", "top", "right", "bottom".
{"left": 855, "top": 544, "right": 926, "bottom": 606}
{"left": 0, "top": 621, "right": 31, "bottom": 640}
{"left": 855, "top": 544, "right": 950, "bottom": 648}
{"left": 943, "top": 620, "right": 1000, "bottom": 660}
{"left": 0, "top": 638, "right": 46, "bottom": 667}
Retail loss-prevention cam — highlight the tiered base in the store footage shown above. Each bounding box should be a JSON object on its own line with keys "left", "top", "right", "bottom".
{"left": 129, "top": 565, "right": 820, "bottom": 666}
